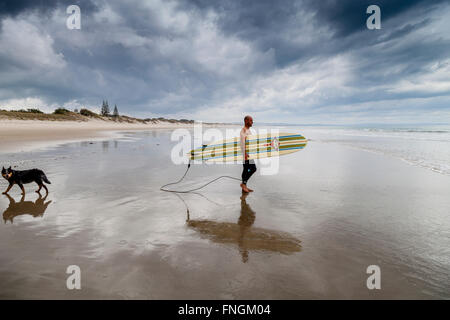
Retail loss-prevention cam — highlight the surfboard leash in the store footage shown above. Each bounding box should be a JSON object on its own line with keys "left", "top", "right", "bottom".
{"left": 160, "top": 160, "right": 241, "bottom": 194}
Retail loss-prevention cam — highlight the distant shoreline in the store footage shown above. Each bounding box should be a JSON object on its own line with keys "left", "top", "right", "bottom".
{"left": 0, "top": 113, "right": 236, "bottom": 153}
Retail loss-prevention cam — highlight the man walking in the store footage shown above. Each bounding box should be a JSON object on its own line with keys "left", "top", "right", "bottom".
{"left": 240, "top": 115, "right": 257, "bottom": 193}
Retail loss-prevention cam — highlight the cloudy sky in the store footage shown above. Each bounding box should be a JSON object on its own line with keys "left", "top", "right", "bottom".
{"left": 0, "top": 0, "right": 449, "bottom": 124}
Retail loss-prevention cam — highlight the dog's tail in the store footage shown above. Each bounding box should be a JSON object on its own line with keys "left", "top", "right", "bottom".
{"left": 41, "top": 173, "right": 51, "bottom": 184}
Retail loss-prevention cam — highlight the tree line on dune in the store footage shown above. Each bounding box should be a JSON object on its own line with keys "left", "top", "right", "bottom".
{"left": 0, "top": 100, "right": 194, "bottom": 123}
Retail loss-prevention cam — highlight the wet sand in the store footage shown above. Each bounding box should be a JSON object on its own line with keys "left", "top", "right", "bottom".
{"left": 0, "top": 129, "right": 449, "bottom": 299}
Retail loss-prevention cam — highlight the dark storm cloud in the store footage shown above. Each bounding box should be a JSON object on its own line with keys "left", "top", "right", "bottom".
{"left": 303, "top": 0, "right": 447, "bottom": 37}
{"left": 179, "top": 0, "right": 449, "bottom": 67}
{"left": 182, "top": 0, "right": 446, "bottom": 38}
{"left": 0, "top": 0, "right": 98, "bottom": 17}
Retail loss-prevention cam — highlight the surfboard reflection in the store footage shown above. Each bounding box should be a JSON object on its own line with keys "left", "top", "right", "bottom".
{"left": 185, "top": 193, "right": 302, "bottom": 263}
{"left": 2, "top": 193, "right": 52, "bottom": 224}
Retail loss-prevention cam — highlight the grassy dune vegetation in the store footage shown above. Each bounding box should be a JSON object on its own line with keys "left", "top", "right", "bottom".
{"left": 0, "top": 108, "right": 195, "bottom": 124}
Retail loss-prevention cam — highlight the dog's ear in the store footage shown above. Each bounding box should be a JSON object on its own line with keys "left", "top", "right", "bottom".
{"left": 8, "top": 166, "right": 11, "bottom": 170}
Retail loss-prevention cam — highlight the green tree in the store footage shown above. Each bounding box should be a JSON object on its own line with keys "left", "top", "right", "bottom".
{"left": 113, "top": 104, "right": 119, "bottom": 117}
{"left": 101, "top": 100, "right": 110, "bottom": 116}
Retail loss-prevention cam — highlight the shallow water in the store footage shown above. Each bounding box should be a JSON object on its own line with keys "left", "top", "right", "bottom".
{"left": 303, "top": 125, "right": 450, "bottom": 176}
{"left": 0, "top": 128, "right": 449, "bottom": 299}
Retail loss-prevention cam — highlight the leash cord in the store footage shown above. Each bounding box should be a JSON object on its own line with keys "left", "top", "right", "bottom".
{"left": 160, "top": 161, "right": 241, "bottom": 194}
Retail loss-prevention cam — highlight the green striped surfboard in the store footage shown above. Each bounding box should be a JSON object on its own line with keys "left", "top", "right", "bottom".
{"left": 188, "top": 132, "right": 307, "bottom": 162}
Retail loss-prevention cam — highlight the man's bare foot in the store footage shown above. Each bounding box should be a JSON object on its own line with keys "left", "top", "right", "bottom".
{"left": 240, "top": 183, "right": 250, "bottom": 193}
{"left": 2, "top": 192, "right": 7, "bottom": 195}
{"left": 247, "top": 187, "right": 254, "bottom": 192}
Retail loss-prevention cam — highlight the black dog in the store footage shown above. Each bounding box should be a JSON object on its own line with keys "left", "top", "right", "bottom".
{"left": 1, "top": 166, "right": 51, "bottom": 195}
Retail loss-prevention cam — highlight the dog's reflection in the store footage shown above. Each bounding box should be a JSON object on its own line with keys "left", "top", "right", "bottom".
{"left": 2, "top": 193, "right": 52, "bottom": 224}
{"left": 186, "top": 193, "right": 301, "bottom": 263}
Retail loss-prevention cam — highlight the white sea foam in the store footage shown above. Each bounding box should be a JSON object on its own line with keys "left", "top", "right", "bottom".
{"left": 286, "top": 125, "right": 450, "bottom": 176}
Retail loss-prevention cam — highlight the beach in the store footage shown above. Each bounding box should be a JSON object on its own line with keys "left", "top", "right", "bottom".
{"left": 0, "top": 124, "right": 449, "bottom": 299}
{"left": 0, "top": 119, "right": 231, "bottom": 153}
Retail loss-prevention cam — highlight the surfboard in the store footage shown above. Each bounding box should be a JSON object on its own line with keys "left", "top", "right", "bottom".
{"left": 188, "top": 132, "right": 307, "bottom": 162}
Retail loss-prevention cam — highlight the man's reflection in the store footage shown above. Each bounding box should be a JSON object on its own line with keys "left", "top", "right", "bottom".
{"left": 2, "top": 193, "right": 52, "bottom": 224}
{"left": 238, "top": 193, "right": 256, "bottom": 262}
{"left": 186, "top": 193, "right": 301, "bottom": 263}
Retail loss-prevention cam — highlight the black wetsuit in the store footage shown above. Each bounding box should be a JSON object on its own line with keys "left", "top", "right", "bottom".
{"left": 242, "top": 160, "right": 256, "bottom": 185}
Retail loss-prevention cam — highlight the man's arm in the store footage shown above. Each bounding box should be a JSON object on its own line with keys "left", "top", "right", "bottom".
{"left": 240, "top": 129, "right": 248, "bottom": 160}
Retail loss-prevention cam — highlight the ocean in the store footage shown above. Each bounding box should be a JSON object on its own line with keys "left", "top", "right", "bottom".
{"left": 291, "top": 125, "right": 450, "bottom": 177}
